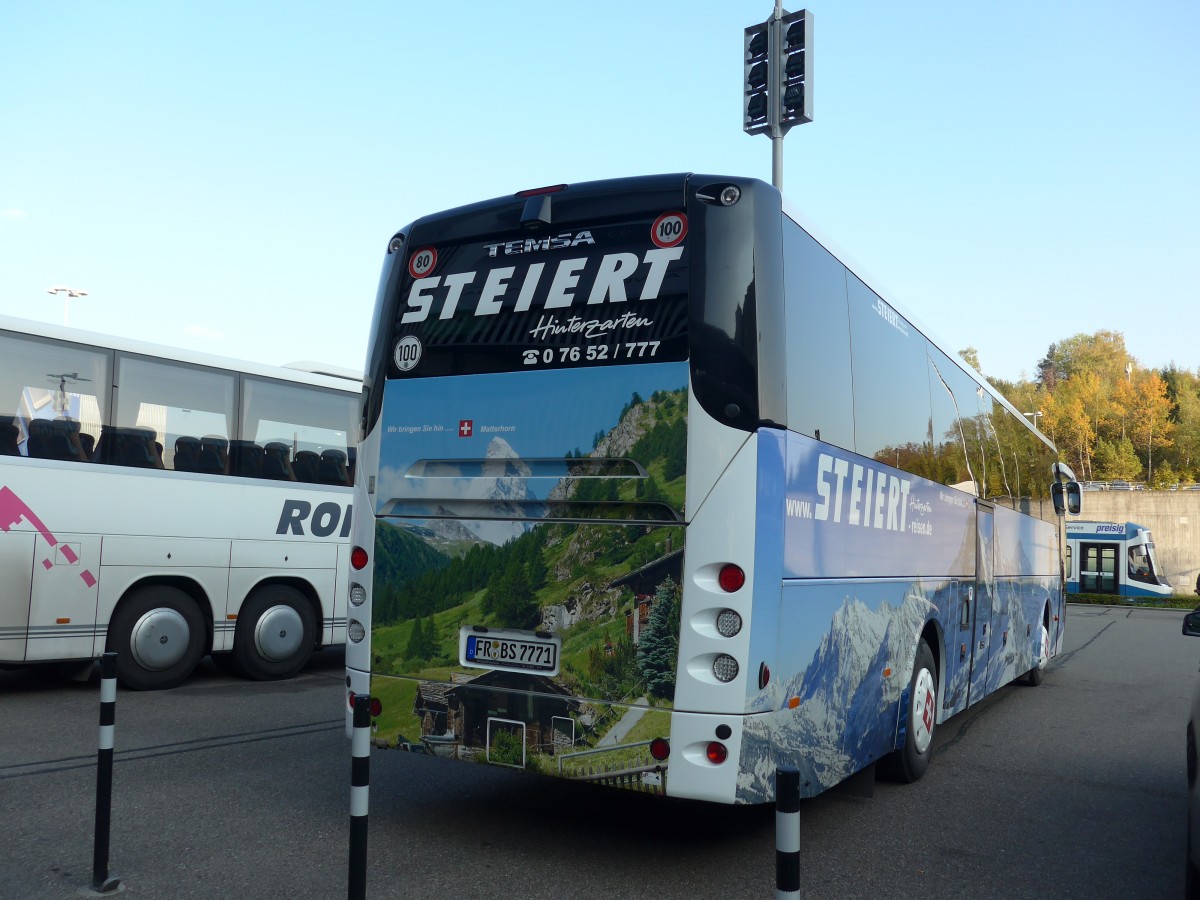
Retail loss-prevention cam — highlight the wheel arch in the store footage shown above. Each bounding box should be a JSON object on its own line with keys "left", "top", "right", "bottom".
{"left": 240, "top": 575, "right": 326, "bottom": 649}
{"left": 109, "top": 575, "right": 215, "bottom": 656}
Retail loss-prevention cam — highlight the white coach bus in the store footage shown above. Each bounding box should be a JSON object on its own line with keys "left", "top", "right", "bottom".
{"left": 0, "top": 314, "right": 360, "bottom": 689}
{"left": 345, "top": 174, "right": 1078, "bottom": 803}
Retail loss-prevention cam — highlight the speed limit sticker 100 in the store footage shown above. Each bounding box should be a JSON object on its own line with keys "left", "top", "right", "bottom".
{"left": 651, "top": 212, "right": 687, "bottom": 249}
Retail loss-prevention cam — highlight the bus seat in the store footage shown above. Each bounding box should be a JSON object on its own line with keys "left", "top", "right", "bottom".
{"left": 230, "top": 440, "right": 264, "bottom": 478}
{"left": 0, "top": 416, "right": 20, "bottom": 456}
{"left": 318, "top": 448, "right": 350, "bottom": 485}
{"left": 174, "top": 435, "right": 201, "bottom": 471}
{"left": 109, "top": 427, "right": 164, "bottom": 468}
{"left": 292, "top": 450, "right": 320, "bottom": 483}
{"left": 262, "top": 442, "right": 296, "bottom": 480}
{"left": 79, "top": 431, "right": 96, "bottom": 460}
{"left": 197, "top": 435, "right": 229, "bottom": 474}
{"left": 28, "top": 418, "right": 87, "bottom": 462}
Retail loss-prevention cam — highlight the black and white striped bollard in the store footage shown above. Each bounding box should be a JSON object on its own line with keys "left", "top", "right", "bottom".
{"left": 92, "top": 651, "right": 121, "bottom": 894}
{"left": 776, "top": 765, "right": 800, "bottom": 900}
{"left": 348, "top": 693, "right": 372, "bottom": 900}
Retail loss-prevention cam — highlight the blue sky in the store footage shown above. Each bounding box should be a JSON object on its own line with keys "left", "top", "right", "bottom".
{"left": 2, "top": 1, "right": 1196, "bottom": 384}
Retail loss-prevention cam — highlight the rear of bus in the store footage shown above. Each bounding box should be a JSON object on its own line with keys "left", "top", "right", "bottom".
{"left": 346, "top": 175, "right": 785, "bottom": 803}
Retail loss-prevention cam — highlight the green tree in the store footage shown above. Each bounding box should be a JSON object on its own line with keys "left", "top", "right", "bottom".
{"left": 637, "top": 577, "right": 681, "bottom": 700}
{"left": 1092, "top": 437, "right": 1142, "bottom": 481}
{"left": 485, "top": 564, "right": 541, "bottom": 630}
{"left": 405, "top": 617, "right": 436, "bottom": 661}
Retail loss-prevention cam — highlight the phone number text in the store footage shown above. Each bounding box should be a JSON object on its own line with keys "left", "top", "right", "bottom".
{"left": 522, "top": 342, "right": 661, "bottom": 366}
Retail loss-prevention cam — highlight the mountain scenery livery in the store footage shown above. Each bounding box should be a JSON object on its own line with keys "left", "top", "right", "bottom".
{"left": 348, "top": 174, "right": 1070, "bottom": 804}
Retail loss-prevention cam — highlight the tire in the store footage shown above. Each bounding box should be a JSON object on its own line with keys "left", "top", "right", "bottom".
{"left": 1189, "top": 813, "right": 1200, "bottom": 900}
{"left": 232, "top": 585, "right": 316, "bottom": 681}
{"left": 879, "top": 638, "right": 937, "bottom": 783}
{"left": 1025, "top": 621, "right": 1050, "bottom": 686}
{"left": 108, "top": 586, "right": 206, "bottom": 691}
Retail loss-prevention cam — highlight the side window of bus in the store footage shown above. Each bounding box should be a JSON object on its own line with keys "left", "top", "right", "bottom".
{"left": 240, "top": 377, "right": 357, "bottom": 485}
{"left": 782, "top": 222, "right": 854, "bottom": 449}
{"left": 110, "top": 354, "right": 234, "bottom": 472}
{"left": 0, "top": 331, "right": 109, "bottom": 462}
{"left": 928, "top": 348, "right": 986, "bottom": 497}
{"left": 845, "top": 274, "right": 931, "bottom": 479}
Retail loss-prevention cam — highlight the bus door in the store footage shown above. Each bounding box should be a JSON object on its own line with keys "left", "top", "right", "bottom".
{"left": 1079, "top": 542, "right": 1118, "bottom": 594}
{"left": 26, "top": 532, "right": 101, "bottom": 661}
{"left": 967, "top": 505, "right": 995, "bottom": 707}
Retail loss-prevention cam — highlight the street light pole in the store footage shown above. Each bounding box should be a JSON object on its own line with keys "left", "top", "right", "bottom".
{"left": 46, "top": 286, "right": 89, "bottom": 326}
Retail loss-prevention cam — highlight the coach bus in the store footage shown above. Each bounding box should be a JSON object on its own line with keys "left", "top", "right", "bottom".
{"left": 0, "top": 314, "right": 359, "bottom": 689}
{"left": 1065, "top": 520, "right": 1171, "bottom": 598}
{"left": 345, "top": 174, "right": 1078, "bottom": 803}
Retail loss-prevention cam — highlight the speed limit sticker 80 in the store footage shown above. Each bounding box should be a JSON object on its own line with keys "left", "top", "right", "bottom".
{"left": 651, "top": 212, "right": 687, "bottom": 249}
{"left": 408, "top": 247, "right": 437, "bottom": 279}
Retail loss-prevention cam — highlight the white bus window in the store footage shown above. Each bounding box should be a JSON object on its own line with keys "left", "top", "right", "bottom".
{"left": 846, "top": 273, "right": 931, "bottom": 476}
{"left": 0, "top": 331, "right": 108, "bottom": 462}
{"left": 241, "top": 377, "right": 357, "bottom": 485}
{"left": 111, "top": 355, "right": 235, "bottom": 471}
{"left": 782, "top": 222, "right": 854, "bottom": 448}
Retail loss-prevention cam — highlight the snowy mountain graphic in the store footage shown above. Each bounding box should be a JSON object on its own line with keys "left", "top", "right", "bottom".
{"left": 408, "top": 437, "right": 539, "bottom": 547}
{"left": 738, "top": 586, "right": 935, "bottom": 802}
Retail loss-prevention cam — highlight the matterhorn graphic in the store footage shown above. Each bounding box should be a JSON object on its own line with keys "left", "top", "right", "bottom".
{"left": 420, "top": 436, "right": 537, "bottom": 548}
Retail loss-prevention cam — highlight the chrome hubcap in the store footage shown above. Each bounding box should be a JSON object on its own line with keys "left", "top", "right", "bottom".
{"left": 254, "top": 604, "right": 304, "bottom": 662}
{"left": 129, "top": 607, "right": 190, "bottom": 671}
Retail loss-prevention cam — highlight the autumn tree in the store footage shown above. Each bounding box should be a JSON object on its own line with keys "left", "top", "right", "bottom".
{"left": 1164, "top": 365, "right": 1200, "bottom": 480}
{"left": 1041, "top": 386, "right": 1096, "bottom": 479}
{"left": 1128, "top": 373, "right": 1174, "bottom": 482}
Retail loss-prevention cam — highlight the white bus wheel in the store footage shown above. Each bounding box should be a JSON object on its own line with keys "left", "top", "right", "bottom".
{"left": 108, "top": 586, "right": 206, "bottom": 691}
{"left": 878, "top": 638, "right": 937, "bottom": 783}
{"left": 232, "top": 586, "right": 316, "bottom": 681}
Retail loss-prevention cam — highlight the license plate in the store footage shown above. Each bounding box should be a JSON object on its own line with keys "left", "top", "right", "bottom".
{"left": 460, "top": 627, "right": 560, "bottom": 676}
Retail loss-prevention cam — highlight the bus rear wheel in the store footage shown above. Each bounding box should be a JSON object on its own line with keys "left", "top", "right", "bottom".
{"left": 1025, "top": 621, "right": 1050, "bottom": 686}
{"left": 879, "top": 638, "right": 937, "bottom": 783}
{"left": 108, "top": 586, "right": 206, "bottom": 691}
{"left": 232, "top": 585, "right": 316, "bottom": 681}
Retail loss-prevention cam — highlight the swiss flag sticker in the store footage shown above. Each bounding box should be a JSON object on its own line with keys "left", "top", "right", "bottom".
{"left": 459, "top": 420, "right": 473, "bottom": 438}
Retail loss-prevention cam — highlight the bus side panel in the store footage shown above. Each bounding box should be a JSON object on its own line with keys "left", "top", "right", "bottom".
{"left": 0, "top": 530, "right": 34, "bottom": 662}
{"left": 735, "top": 431, "right": 978, "bottom": 801}
{"left": 96, "top": 535, "right": 232, "bottom": 653}
{"left": 751, "top": 577, "right": 933, "bottom": 800}
{"left": 26, "top": 532, "right": 101, "bottom": 661}
{"left": 989, "top": 505, "right": 1060, "bottom": 691}
{"left": 229, "top": 539, "right": 340, "bottom": 649}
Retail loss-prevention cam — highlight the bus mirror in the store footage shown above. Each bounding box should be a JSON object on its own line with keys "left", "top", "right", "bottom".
{"left": 1051, "top": 481, "right": 1081, "bottom": 516}
{"left": 1184, "top": 608, "right": 1200, "bottom": 638}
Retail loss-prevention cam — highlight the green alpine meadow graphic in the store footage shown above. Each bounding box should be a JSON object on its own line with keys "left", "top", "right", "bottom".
{"left": 369, "top": 363, "right": 688, "bottom": 790}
